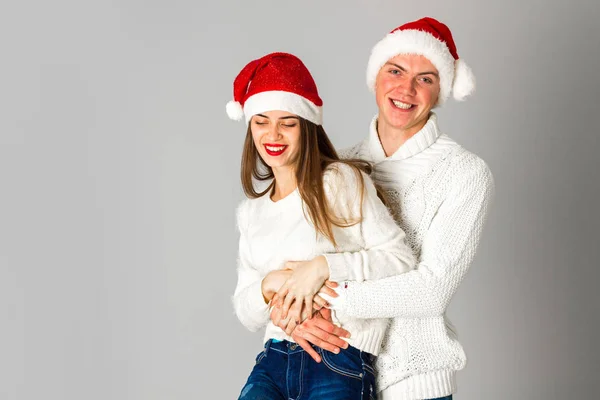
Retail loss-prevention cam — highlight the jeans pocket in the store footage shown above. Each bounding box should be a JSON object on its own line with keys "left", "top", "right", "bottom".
{"left": 320, "top": 348, "right": 364, "bottom": 380}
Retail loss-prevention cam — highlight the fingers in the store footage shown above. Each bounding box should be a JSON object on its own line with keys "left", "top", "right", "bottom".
{"left": 276, "top": 314, "right": 291, "bottom": 331}
{"left": 311, "top": 317, "right": 351, "bottom": 339}
{"left": 300, "top": 305, "right": 313, "bottom": 322}
{"left": 319, "top": 285, "right": 338, "bottom": 299}
{"left": 292, "top": 333, "right": 321, "bottom": 363}
{"left": 284, "top": 318, "right": 297, "bottom": 336}
{"left": 318, "top": 307, "right": 332, "bottom": 320}
{"left": 295, "top": 325, "right": 344, "bottom": 354}
{"left": 287, "top": 298, "right": 303, "bottom": 326}
{"left": 269, "top": 306, "right": 282, "bottom": 326}
{"left": 312, "top": 295, "right": 329, "bottom": 310}
{"left": 325, "top": 280, "right": 338, "bottom": 288}
{"left": 274, "top": 286, "right": 289, "bottom": 308}
{"left": 304, "top": 295, "right": 314, "bottom": 319}
{"left": 281, "top": 292, "right": 295, "bottom": 320}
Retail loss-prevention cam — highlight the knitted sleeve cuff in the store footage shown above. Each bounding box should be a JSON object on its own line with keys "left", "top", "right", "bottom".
{"left": 323, "top": 253, "right": 351, "bottom": 282}
{"left": 320, "top": 283, "right": 347, "bottom": 311}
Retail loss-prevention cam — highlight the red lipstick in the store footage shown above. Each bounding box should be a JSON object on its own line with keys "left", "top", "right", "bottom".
{"left": 264, "top": 144, "right": 288, "bottom": 156}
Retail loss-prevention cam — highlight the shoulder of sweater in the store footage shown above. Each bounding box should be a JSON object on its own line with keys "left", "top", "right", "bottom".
{"left": 235, "top": 199, "right": 251, "bottom": 232}
{"left": 324, "top": 161, "right": 370, "bottom": 187}
{"left": 446, "top": 145, "right": 495, "bottom": 193}
{"left": 339, "top": 139, "right": 369, "bottom": 160}
{"left": 323, "top": 162, "right": 373, "bottom": 204}
{"left": 235, "top": 196, "right": 264, "bottom": 230}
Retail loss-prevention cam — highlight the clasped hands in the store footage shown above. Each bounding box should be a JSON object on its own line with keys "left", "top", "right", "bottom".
{"left": 261, "top": 256, "right": 351, "bottom": 362}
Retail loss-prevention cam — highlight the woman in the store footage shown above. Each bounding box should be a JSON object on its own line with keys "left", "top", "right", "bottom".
{"left": 227, "top": 52, "right": 416, "bottom": 400}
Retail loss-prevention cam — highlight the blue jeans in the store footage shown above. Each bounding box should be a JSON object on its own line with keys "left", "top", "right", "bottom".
{"left": 429, "top": 397, "right": 452, "bottom": 400}
{"left": 238, "top": 339, "right": 377, "bottom": 400}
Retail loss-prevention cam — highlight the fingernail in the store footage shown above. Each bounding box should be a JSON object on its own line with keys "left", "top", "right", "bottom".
{"left": 345, "top": 332, "right": 351, "bottom": 338}
{"left": 316, "top": 356, "right": 322, "bottom": 363}
{"left": 343, "top": 343, "right": 349, "bottom": 349}
{"left": 334, "top": 348, "right": 340, "bottom": 354}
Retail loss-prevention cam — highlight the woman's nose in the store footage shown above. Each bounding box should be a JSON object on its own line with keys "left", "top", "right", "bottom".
{"left": 266, "top": 124, "right": 281, "bottom": 140}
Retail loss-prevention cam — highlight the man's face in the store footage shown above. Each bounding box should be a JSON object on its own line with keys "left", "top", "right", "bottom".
{"left": 375, "top": 54, "right": 441, "bottom": 136}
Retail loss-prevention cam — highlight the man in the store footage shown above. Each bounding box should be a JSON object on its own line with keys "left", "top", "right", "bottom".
{"left": 272, "top": 17, "right": 494, "bottom": 400}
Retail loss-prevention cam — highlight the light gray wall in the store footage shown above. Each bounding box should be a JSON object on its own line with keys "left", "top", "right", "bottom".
{"left": 2, "top": 0, "right": 599, "bottom": 399}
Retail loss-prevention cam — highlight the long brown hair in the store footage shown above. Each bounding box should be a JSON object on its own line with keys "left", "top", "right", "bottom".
{"left": 241, "top": 116, "right": 377, "bottom": 247}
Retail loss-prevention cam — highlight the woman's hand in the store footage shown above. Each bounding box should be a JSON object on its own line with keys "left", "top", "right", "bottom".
{"left": 270, "top": 281, "right": 340, "bottom": 337}
{"left": 261, "top": 269, "right": 292, "bottom": 304}
{"left": 270, "top": 300, "right": 313, "bottom": 336}
{"left": 271, "top": 256, "right": 330, "bottom": 324}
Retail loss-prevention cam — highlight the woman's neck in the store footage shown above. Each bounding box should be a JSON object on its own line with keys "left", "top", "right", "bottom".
{"left": 271, "top": 166, "right": 297, "bottom": 202}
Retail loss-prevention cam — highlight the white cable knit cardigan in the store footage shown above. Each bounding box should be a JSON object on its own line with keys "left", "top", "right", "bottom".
{"left": 334, "top": 113, "right": 495, "bottom": 399}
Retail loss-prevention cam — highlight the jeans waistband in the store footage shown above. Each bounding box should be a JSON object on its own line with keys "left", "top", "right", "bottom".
{"left": 264, "top": 338, "right": 375, "bottom": 363}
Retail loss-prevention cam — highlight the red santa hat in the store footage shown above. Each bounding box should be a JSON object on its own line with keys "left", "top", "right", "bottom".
{"left": 366, "top": 17, "right": 475, "bottom": 104}
{"left": 226, "top": 52, "right": 323, "bottom": 125}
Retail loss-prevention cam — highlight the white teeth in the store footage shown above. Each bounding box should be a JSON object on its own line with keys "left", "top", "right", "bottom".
{"left": 266, "top": 145, "right": 285, "bottom": 151}
{"left": 392, "top": 100, "right": 412, "bottom": 109}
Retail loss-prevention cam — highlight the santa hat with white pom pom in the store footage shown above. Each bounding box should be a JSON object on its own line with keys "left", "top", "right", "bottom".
{"left": 366, "top": 17, "right": 475, "bottom": 105}
{"left": 226, "top": 52, "right": 323, "bottom": 125}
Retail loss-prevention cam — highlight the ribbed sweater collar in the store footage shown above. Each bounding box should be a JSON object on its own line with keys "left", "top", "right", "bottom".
{"left": 367, "top": 112, "right": 441, "bottom": 163}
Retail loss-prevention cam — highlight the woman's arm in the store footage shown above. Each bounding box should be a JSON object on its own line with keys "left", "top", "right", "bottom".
{"left": 231, "top": 202, "right": 270, "bottom": 332}
{"left": 322, "top": 163, "right": 417, "bottom": 282}
{"left": 273, "top": 163, "right": 416, "bottom": 328}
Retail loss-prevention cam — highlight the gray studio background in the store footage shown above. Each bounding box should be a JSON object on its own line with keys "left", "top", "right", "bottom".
{"left": 2, "top": 0, "right": 599, "bottom": 399}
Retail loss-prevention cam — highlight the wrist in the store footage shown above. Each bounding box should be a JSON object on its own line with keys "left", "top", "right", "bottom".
{"left": 261, "top": 275, "right": 276, "bottom": 304}
{"left": 316, "top": 255, "right": 330, "bottom": 281}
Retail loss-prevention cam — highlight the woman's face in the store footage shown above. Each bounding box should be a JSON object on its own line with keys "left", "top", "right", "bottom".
{"left": 250, "top": 110, "right": 301, "bottom": 171}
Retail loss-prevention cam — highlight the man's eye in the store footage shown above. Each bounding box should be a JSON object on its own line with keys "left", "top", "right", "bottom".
{"left": 282, "top": 124, "right": 297, "bottom": 128}
{"left": 390, "top": 69, "right": 400, "bottom": 75}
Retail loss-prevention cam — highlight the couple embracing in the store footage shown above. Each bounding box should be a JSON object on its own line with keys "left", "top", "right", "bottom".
{"left": 229, "top": 17, "right": 494, "bottom": 400}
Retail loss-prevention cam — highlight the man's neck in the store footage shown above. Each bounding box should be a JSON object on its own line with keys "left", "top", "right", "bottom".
{"left": 377, "top": 117, "right": 428, "bottom": 157}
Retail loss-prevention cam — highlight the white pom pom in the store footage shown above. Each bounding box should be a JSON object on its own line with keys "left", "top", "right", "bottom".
{"left": 453, "top": 59, "right": 476, "bottom": 101}
{"left": 226, "top": 101, "right": 244, "bottom": 121}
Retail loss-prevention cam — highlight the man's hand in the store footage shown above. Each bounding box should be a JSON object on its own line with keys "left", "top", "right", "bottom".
{"left": 292, "top": 308, "right": 351, "bottom": 363}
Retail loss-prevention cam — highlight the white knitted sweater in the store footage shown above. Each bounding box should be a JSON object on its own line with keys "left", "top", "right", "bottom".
{"left": 232, "top": 163, "right": 417, "bottom": 355}
{"left": 334, "top": 113, "right": 495, "bottom": 399}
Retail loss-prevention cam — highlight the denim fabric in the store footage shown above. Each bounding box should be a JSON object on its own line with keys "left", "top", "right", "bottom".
{"left": 238, "top": 339, "right": 377, "bottom": 400}
{"left": 427, "top": 396, "right": 453, "bottom": 400}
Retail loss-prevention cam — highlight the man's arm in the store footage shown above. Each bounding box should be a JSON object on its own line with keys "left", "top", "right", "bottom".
{"left": 292, "top": 155, "right": 494, "bottom": 357}
{"left": 333, "top": 156, "right": 494, "bottom": 319}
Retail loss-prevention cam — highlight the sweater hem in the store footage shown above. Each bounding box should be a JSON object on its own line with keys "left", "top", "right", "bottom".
{"left": 379, "top": 370, "right": 456, "bottom": 400}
